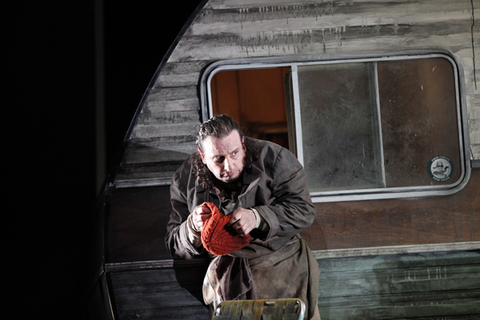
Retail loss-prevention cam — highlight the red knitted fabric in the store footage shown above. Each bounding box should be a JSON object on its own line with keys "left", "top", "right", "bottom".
{"left": 201, "top": 202, "right": 251, "bottom": 256}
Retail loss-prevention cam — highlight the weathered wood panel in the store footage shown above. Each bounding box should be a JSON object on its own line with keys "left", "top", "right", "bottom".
{"left": 106, "top": 250, "right": 480, "bottom": 320}
{"left": 120, "top": 0, "right": 478, "bottom": 188}
{"left": 105, "top": 169, "right": 480, "bottom": 264}
{"left": 305, "top": 168, "right": 480, "bottom": 251}
{"left": 108, "top": 262, "right": 209, "bottom": 320}
{"left": 317, "top": 250, "right": 480, "bottom": 319}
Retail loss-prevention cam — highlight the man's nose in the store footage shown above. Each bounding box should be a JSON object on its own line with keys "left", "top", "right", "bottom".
{"left": 224, "top": 158, "right": 230, "bottom": 171}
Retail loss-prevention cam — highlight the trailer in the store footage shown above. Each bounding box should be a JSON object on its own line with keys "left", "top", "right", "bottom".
{"left": 84, "top": 0, "right": 480, "bottom": 319}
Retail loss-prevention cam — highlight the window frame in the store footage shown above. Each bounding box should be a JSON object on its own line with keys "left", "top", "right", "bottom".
{"left": 199, "top": 51, "right": 471, "bottom": 202}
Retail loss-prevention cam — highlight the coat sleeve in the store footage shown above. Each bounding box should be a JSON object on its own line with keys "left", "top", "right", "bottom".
{"left": 164, "top": 159, "right": 206, "bottom": 259}
{"left": 253, "top": 147, "right": 316, "bottom": 249}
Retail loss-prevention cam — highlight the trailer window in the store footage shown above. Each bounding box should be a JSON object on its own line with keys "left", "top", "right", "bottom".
{"left": 205, "top": 54, "right": 469, "bottom": 202}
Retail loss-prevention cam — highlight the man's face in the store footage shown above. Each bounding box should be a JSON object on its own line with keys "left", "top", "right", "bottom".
{"left": 199, "top": 130, "right": 246, "bottom": 184}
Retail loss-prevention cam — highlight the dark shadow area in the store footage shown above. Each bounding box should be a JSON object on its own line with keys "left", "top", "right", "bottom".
{"left": 173, "top": 259, "right": 211, "bottom": 307}
{"left": 7, "top": 0, "right": 204, "bottom": 319}
{"left": 104, "top": 185, "right": 172, "bottom": 263}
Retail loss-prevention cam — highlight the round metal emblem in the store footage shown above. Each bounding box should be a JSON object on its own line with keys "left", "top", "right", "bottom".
{"left": 428, "top": 155, "right": 453, "bottom": 182}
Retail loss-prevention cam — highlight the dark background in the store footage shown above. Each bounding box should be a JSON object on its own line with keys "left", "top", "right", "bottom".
{"left": 8, "top": 0, "right": 203, "bottom": 318}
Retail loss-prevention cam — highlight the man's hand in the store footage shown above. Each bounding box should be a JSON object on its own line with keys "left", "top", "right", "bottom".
{"left": 228, "top": 208, "right": 257, "bottom": 237}
{"left": 191, "top": 203, "right": 212, "bottom": 232}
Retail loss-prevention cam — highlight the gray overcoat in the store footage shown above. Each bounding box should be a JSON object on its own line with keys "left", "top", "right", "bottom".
{"left": 165, "top": 138, "right": 320, "bottom": 319}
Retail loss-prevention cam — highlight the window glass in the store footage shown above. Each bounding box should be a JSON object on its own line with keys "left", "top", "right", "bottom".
{"left": 296, "top": 63, "right": 384, "bottom": 192}
{"left": 377, "top": 58, "right": 461, "bottom": 187}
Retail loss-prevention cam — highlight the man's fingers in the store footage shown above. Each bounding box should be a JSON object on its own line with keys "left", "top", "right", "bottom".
{"left": 228, "top": 208, "right": 256, "bottom": 236}
{"left": 229, "top": 214, "right": 240, "bottom": 225}
{"left": 195, "top": 204, "right": 211, "bottom": 215}
{"left": 191, "top": 204, "right": 212, "bottom": 231}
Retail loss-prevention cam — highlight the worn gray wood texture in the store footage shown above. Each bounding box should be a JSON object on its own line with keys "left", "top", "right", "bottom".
{"left": 108, "top": 261, "right": 210, "bottom": 320}
{"left": 102, "top": 181, "right": 480, "bottom": 319}
{"left": 316, "top": 250, "right": 480, "bottom": 319}
{"left": 119, "top": 0, "right": 478, "bottom": 188}
{"left": 106, "top": 250, "right": 480, "bottom": 320}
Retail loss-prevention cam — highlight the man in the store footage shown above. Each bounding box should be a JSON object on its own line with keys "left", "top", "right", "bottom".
{"left": 165, "top": 114, "right": 320, "bottom": 319}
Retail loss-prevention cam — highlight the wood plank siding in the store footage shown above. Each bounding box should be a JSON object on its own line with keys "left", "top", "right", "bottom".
{"left": 116, "top": 0, "right": 479, "bottom": 188}
{"left": 105, "top": 250, "right": 479, "bottom": 320}
{"left": 105, "top": 169, "right": 480, "bottom": 264}
{"left": 85, "top": 0, "right": 480, "bottom": 319}
{"left": 99, "top": 168, "right": 480, "bottom": 319}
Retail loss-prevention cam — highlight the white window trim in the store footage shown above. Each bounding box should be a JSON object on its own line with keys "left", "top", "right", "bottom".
{"left": 200, "top": 51, "right": 471, "bottom": 202}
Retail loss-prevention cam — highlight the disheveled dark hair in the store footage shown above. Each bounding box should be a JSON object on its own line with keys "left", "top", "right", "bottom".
{"left": 196, "top": 114, "right": 243, "bottom": 150}
{"left": 191, "top": 114, "right": 260, "bottom": 189}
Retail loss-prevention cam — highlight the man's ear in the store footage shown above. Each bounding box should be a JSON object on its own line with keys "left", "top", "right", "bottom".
{"left": 198, "top": 148, "right": 206, "bottom": 163}
{"left": 242, "top": 136, "right": 246, "bottom": 152}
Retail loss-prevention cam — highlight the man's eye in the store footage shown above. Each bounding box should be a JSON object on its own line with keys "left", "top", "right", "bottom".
{"left": 214, "top": 156, "right": 224, "bottom": 163}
